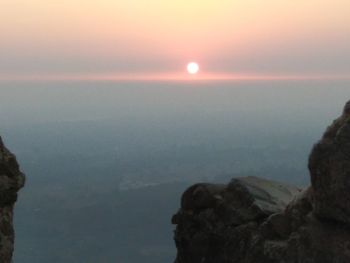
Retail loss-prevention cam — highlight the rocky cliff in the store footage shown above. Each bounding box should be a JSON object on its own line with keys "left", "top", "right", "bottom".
{"left": 0, "top": 137, "right": 25, "bottom": 262}
{"left": 173, "top": 100, "right": 350, "bottom": 263}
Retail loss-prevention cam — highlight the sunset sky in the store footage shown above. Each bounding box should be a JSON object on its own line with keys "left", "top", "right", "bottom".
{"left": 1, "top": 0, "right": 350, "bottom": 79}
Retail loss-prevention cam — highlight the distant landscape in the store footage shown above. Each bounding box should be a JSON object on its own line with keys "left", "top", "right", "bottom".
{"left": 0, "top": 80, "right": 348, "bottom": 262}
{"left": 1, "top": 0, "right": 349, "bottom": 261}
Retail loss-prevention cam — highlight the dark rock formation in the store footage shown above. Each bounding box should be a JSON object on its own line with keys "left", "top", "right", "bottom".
{"left": 309, "top": 101, "right": 350, "bottom": 223}
{"left": 173, "top": 100, "right": 350, "bottom": 263}
{"left": 0, "top": 137, "right": 25, "bottom": 262}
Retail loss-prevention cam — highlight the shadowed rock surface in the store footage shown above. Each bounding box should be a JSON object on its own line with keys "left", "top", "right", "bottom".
{"left": 173, "top": 100, "right": 350, "bottom": 263}
{"left": 0, "top": 137, "right": 25, "bottom": 262}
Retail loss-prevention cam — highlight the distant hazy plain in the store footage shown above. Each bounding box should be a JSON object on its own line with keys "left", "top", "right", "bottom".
{"left": 0, "top": 80, "right": 349, "bottom": 263}
{"left": 1, "top": 80, "right": 348, "bottom": 126}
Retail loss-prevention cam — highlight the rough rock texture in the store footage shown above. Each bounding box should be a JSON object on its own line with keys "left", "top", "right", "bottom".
{"left": 0, "top": 137, "right": 25, "bottom": 262}
{"left": 309, "top": 101, "right": 350, "bottom": 223}
{"left": 173, "top": 100, "right": 350, "bottom": 263}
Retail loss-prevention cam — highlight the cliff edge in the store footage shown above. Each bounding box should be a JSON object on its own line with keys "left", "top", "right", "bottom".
{"left": 0, "top": 137, "right": 25, "bottom": 262}
{"left": 173, "top": 100, "right": 350, "bottom": 263}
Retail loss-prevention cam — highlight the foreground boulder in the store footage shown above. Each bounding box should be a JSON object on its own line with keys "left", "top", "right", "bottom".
{"left": 309, "top": 100, "right": 350, "bottom": 223}
{"left": 179, "top": 176, "right": 301, "bottom": 227}
{"left": 173, "top": 100, "right": 350, "bottom": 263}
{"left": 0, "top": 137, "right": 25, "bottom": 262}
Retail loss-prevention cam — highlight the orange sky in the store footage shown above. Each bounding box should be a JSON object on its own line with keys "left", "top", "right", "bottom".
{"left": 1, "top": 0, "right": 350, "bottom": 79}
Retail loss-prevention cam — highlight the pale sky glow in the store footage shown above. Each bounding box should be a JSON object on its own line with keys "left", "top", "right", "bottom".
{"left": 1, "top": 0, "right": 350, "bottom": 80}
{"left": 1, "top": 72, "right": 349, "bottom": 83}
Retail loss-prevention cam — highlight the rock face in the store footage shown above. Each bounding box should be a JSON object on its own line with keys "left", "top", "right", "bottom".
{"left": 173, "top": 100, "right": 350, "bottom": 263}
{"left": 309, "top": 101, "right": 350, "bottom": 223}
{"left": 0, "top": 137, "right": 25, "bottom": 262}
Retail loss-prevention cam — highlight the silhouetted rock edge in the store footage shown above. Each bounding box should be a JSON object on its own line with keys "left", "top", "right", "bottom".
{"left": 0, "top": 137, "right": 25, "bottom": 263}
{"left": 173, "top": 100, "right": 350, "bottom": 263}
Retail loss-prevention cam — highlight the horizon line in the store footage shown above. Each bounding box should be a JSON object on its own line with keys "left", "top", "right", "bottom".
{"left": 0, "top": 72, "right": 349, "bottom": 82}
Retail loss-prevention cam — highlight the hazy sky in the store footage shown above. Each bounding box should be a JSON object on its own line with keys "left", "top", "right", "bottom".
{"left": 1, "top": 0, "right": 350, "bottom": 78}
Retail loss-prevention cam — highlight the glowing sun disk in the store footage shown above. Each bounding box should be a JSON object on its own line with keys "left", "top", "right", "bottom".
{"left": 187, "top": 62, "right": 199, "bottom": 74}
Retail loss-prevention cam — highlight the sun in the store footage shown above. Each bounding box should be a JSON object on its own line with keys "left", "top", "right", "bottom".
{"left": 187, "top": 62, "right": 199, "bottom": 75}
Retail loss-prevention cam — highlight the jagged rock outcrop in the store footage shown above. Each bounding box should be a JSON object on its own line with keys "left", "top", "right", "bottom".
{"left": 173, "top": 100, "right": 350, "bottom": 263}
{"left": 0, "top": 137, "right": 25, "bottom": 262}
